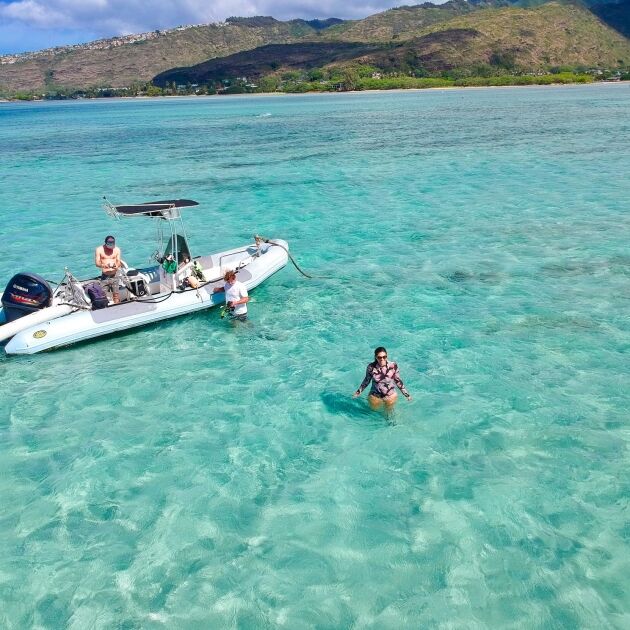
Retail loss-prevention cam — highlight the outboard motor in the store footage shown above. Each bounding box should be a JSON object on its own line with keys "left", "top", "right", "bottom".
{"left": 1, "top": 273, "right": 52, "bottom": 323}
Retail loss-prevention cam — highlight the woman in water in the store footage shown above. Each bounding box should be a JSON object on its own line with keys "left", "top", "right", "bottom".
{"left": 353, "top": 347, "right": 412, "bottom": 410}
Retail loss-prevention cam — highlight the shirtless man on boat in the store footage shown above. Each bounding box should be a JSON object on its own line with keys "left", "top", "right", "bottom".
{"left": 95, "top": 235, "right": 121, "bottom": 304}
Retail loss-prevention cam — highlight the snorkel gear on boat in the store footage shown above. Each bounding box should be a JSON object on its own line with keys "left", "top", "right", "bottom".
{"left": 191, "top": 260, "right": 206, "bottom": 281}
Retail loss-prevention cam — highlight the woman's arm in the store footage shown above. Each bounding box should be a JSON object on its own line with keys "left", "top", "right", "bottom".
{"left": 353, "top": 365, "right": 373, "bottom": 397}
{"left": 392, "top": 363, "right": 411, "bottom": 400}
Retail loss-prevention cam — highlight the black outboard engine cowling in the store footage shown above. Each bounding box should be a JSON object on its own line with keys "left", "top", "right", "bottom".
{"left": 2, "top": 273, "right": 53, "bottom": 323}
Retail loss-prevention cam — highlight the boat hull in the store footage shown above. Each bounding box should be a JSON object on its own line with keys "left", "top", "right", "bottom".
{"left": 0, "top": 304, "right": 74, "bottom": 343}
{"left": 3, "top": 239, "right": 288, "bottom": 355}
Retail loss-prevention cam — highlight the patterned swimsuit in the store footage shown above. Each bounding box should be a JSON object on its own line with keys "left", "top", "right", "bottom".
{"left": 357, "top": 361, "right": 410, "bottom": 399}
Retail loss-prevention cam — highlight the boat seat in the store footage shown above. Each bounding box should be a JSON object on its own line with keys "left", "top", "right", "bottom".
{"left": 195, "top": 254, "right": 214, "bottom": 270}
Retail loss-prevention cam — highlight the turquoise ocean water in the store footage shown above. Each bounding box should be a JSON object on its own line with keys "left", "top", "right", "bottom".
{"left": 1, "top": 85, "right": 629, "bottom": 627}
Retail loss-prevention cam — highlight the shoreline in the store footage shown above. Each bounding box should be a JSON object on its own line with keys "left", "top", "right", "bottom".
{"left": 1, "top": 79, "right": 627, "bottom": 103}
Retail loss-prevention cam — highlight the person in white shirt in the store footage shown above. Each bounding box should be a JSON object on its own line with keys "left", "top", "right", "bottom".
{"left": 213, "top": 269, "right": 249, "bottom": 321}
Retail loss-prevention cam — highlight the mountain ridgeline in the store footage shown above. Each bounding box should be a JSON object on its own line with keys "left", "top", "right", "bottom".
{"left": 0, "top": 17, "right": 336, "bottom": 94}
{"left": 0, "top": 1, "right": 628, "bottom": 97}
{"left": 154, "top": 3, "right": 630, "bottom": 88}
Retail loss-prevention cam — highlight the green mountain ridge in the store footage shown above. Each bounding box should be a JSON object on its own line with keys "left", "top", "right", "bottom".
{"left": 408, "top": 2, "right": 630, "bottom": 68}
{"left": 155, "top": 3, "right": 630, "bottom": 87}
{"left": 0, "top": 1, "right": 628, "bottom": 96}
{"left": 317, "top": 0, "right": 482, "bottom": 41}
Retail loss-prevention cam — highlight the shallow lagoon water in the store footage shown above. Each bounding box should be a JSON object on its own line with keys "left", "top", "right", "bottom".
{"left": 1, "top": 85, "right": 629, "bottom": 628}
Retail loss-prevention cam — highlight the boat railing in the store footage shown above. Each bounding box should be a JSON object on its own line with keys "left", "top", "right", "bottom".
{"left": 103, "top": 198, "right": 118, "bottom": 219}
{"left": 218, "top": 245, "right": 259, "bottom": 275}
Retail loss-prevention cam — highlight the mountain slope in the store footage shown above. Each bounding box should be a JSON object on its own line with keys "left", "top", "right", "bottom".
{"left": 1, "top": 2, "right": 628, "bottom": 96}
{"left": 319, "top": 0, "right": 483, "bottom": 41}
{"left": 154, "top": 2, "right": 630, "bottom": 85}
{"left": 482, "top": 0, "right": 630, "bottom": 35}
{"left": 0, "top": 18, "right": 337, "bottom": 94}
{"left": 407, "top": 2, "right": 630, "bottom": 69}
{"left": 154, "top": 42, "right": 385, "bottom": 86}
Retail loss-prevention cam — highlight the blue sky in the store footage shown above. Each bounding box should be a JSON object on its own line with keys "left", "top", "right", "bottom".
{"left": 0, "top": 0, "right": 420, "bottom": 55}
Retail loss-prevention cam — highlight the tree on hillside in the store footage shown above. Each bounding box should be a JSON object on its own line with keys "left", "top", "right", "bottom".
{"left": 341, "top": 68, "right": 360, "bottom": 91}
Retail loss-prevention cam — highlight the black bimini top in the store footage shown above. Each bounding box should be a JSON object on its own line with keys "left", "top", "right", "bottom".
{"left": 113, "top": 199, "right": 199, "bottom": 217}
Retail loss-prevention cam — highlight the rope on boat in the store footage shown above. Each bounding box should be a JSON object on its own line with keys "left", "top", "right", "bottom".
{"left": 134, "top": 291, "right": 175, "bottom": 304}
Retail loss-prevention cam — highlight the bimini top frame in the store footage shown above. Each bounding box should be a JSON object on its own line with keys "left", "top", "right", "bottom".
{"left": 102, "top": 197, "right": 198, "bottom": 270}
{"left": 103, "top": 197, "right": 199, "bottom": 220}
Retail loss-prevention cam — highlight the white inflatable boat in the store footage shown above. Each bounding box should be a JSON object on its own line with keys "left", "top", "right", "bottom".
{"left": 0, "top": 198, "right": 288, "bottom": 355}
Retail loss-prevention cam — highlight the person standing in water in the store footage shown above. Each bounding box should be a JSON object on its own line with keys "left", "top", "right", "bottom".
{"left": 353, "top": 347, "right": 412, "bottom": 410}
{"left": 213, "top": 269, "right": 249, "bottom": 322}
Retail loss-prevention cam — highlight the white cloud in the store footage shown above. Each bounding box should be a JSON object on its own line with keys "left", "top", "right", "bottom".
{"left": 1, "top": 0, "right": 68, "bottom": 28}
{"left": 1, "top": 0, "right": 446, "bottom": 53}
{"left": 0, "top": 0, "right": 410, "bottom": 36}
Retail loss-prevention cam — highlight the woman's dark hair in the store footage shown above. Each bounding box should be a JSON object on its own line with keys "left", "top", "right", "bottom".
{"left": 374, "top": 346, "right": 387, "bottom": 357}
